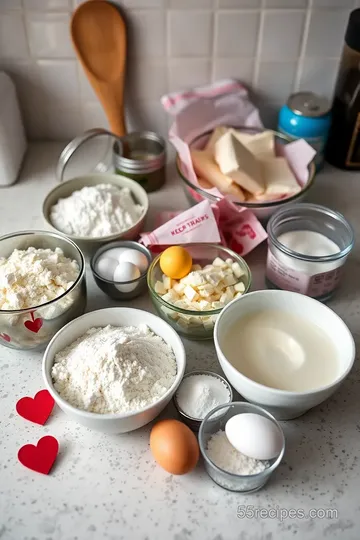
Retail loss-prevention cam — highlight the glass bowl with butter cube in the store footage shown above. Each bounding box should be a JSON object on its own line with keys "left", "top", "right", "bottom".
{"left": 147, "top": 243, "right": 251, "bottom": 340}
{"left": 177, "top": 127, "right": 316, "bottom": 222}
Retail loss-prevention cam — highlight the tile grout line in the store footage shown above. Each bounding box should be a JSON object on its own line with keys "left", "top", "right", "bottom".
{"left": 293, "top": 0, "right": 313, "bottom": 93}
{"left": 252, "top": 0, "right": 266, "bottom": 90}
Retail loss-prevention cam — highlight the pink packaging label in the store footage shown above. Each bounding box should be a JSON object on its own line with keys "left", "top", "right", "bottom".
{"left": 266, "top": 250, "right": 343, "bottom": 298}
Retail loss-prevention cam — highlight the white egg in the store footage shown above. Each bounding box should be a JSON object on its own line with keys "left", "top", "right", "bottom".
{"left": 95, "top": 256, "right": 119, "bottom": 281}
{"left": 104, "top": 247, "right": 127, "bottom": 262}
{"left": 119, "top": 249, "right": 149, "bottom": 273}
{"left": 225, "top": 413, "right": 283, "bottom": 461}
{"left": 113, "top": 262, "right": 141, "bottom": 292}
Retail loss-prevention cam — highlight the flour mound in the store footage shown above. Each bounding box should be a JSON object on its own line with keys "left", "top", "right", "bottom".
{"left": 51, "top": 324, "right": 177, "bottom": 414}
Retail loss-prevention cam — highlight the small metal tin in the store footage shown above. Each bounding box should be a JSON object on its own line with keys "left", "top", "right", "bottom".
{"left": 56, "top": 128, "right": 166, "bottom": 192}
{"left": 173, "top": 370, "right": 233, "bottom": 432}
{"left": 278, "top": 92, "right": 331, "bottom": 171}
{"left": 90, "top": 240, "right": 152, "bottom": 301}
{"left": 114, "top": 131, "right": 166, "bottom": 192}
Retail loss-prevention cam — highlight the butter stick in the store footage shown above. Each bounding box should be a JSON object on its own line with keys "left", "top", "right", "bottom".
{"left": 190, "top": 149, "right": 246, "bottom": 202}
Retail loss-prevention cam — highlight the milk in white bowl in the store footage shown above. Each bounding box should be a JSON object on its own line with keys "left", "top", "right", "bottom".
{"left": 214, "top": 290, "right": 355, "bottom": 420}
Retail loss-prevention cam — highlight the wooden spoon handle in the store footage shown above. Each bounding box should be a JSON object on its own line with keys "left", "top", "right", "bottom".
{"left": 88, "top": 76, "right": 126, "bottom": 138}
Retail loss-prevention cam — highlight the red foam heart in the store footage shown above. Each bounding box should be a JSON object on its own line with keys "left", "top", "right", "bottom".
{"left": 0, "top": 332, "right": 10, "bottom": 342}
{"left": 24, "top": 317, "right": 43, "bottom": 333}
{"left": 18, "top": 435, "right": 59, "bottom": 475}
{"left": 16, "top": 389, "right": 55, "bottom": 425}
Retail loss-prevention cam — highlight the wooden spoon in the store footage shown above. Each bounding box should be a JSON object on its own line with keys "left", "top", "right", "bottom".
{"left": 71, "top": 0, "right": 127, "bottom": 137}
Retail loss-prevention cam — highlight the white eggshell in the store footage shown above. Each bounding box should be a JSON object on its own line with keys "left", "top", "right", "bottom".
{"left": 113, "top": 262, "right": 141, "bottom": 292}
{"left": 119, "top": 249, "right": 149, "bottom": 273}
{"left": 104, "top": 247, "right": 127, "bottom": 262}
{"left": 95, "top": 256, "right": 119, "bottom": 281}
{"left": 225, "top": 413, "right": 283, "bottom": 461}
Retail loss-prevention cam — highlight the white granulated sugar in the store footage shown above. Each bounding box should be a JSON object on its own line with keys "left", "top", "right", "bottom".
{"left": 176, "top": 374, "right": 230, "bottom": 419}
{"left": 51, "top": 324, "right": 177, "bottom": 414}
{"left": 50, "top": 184, "right": 144, "bottom": 238}
{"left": 206, "top": 430, "right": 269, "bottom": 475}
{"left": 0, "top": 247, "right": 79, "bottom": 310}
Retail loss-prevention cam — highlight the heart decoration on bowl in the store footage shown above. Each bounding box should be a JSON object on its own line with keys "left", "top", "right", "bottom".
{"left": 16, "top": 389, "right": 55, "bottom": 425}
{"left": 18, "top": 435, "right": 59, "bottom": 475}
{"left": 24, "top": 311, "right": 43, "bottom": 333}
{"left": 0, "top": 333, "right": 10, "bottom": 342}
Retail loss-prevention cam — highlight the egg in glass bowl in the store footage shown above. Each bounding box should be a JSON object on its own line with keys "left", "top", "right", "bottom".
{"left": 147, "top": 243, "right": 251, "bottom": 340}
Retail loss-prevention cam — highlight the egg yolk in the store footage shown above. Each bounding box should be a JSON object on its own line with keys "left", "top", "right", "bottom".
{"left": 159, "top": 246, "right": 192, "bottom": 280}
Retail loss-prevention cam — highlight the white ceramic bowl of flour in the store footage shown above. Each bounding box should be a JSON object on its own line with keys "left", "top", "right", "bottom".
{"left": 42, "top": 307, "right": 186, "bottom": 433}
{"left": 42, "top": 174, "right": 149, "bottom": 255}
{"left": 214, "top": 290, "right": 355, "bottom": 420}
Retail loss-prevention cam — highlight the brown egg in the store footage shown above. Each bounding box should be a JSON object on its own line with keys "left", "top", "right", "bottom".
{"left": 150, "top": 419, "right": 199, "bottom": 475}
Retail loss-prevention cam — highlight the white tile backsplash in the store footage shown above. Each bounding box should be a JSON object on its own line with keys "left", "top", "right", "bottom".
{"left": 215, "top": 11, "right": 260, "bottom": 57}
{"left": 168, "top": 10, "right": 213, "bottom": 57}
{"left": 168, "top": 58, "right": 212, "bottom": 92}
{"left": 26, "top": 13, "right": 74, "bottom": 58}
{"left": 260, "top": 11, "right": 305, "bottom": 61}
{"left": 0, "top": 13, "right": 28, "bottom": 58}
{"left": 0, "top": 0, "right": 355, "bottom": 140}
{"left": 305, "top": 9, "right": 349, "bottom": 57}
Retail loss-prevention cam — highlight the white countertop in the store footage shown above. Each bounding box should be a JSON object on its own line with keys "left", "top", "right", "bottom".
{"left": 1, "top": 143, "right": 360, "bottom": 540}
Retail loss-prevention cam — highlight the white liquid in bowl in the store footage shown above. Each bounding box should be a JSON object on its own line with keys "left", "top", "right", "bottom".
{"left": 221, "top": 310, "right": 339, "bottom": 392}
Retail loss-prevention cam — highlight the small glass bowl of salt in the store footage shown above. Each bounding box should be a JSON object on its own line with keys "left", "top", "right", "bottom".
{"left": 173, "top": 370, "right": 233, "bottom": 431}
{"left": 199, "top": 402, "right": 285, "bottom": 493}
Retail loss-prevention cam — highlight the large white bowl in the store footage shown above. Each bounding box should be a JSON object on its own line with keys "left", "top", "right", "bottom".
{"left": 214, "top": 290, "right": 355, "bottom": 420}
{"left": 43, "top": 308, "right": 186, "bottom": 433}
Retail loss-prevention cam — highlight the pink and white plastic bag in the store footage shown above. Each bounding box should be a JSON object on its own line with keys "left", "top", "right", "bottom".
{"left": 141, "top": 199, "right": 267, "bottom": 257}
{"left": 161, "top": 79, "right": 316, "bottom": 197}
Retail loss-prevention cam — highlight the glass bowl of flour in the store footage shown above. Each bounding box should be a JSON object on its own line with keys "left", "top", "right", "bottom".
{"left": 0, "top": 230, "right": 86, "bottom": 351}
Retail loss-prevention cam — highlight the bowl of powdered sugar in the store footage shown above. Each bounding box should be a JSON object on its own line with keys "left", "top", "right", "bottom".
{"left": 42, "top": 174, "right": 149, "bottom": 254}
{"left": 42, "top": 307, "right": 186, "bottom": 433}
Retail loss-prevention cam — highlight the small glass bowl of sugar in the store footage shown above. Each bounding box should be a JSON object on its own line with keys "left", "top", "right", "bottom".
{"left": 173, "top": 370, "right": 233, "bottom": 431}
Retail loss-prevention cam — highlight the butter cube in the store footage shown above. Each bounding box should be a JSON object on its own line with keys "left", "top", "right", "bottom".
{"left": 161, "top": 306, "right": 179, "bottom": 321}
{"left": 155, "top": 281, "right": 167, "bottom": 295}
{"left": 234, "top": 282, "right": 246, "bottom": 293}
{"left": 187, "top": 271, "right": 206, "bottom": 287}
{"left": 235, "top": 291, "right": 244, "bottom": 299}
{"left": 199, "top": 288, "right": 212, "bottom": 298}
{"left": 220, "top": 288, "right": 234, "bottom": 304}
{"left": 205, "top": 272, "right": 222, "bottom": 287}
{"left": 260, "top": 157, "right": 301, "bottom": 196}
{"left": 162, "top": 290, "right": 179, "bottom": 304}
{"left": 212, "top": 257, "right": 227, "bottom": 267}
{"left": 163, "top": 276, "right": 173, "bottom": 290}
{"left": 173, "top": 281, "right": 185, "bottom": 294}
{"left": 191, "top": 264, "right": 202, "bottom": 271}
{"left": 211, "top": 301, "right": 223, "bottom": 310}
{"left": 184, "top": 285, "right": 198, "bottom": 302}
{"left": 215, "top": 131, "right": 265, "bottom": 195}
{"left": 225, "top": 258, "right": 234, "bottom": 266}
{"left": 203, "top": 318, "right": 215, "bottom": 331}
{"left": 224, "top": 274, "right": 236, "bottom": 287}
{"left": 231, "top": 262, "right": 244, "bottom": 278}
{"left": 199, "top": 300, "right": 211, "bottom": 311}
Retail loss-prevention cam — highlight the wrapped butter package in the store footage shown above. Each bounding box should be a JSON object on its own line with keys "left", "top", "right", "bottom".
{"left": 161, "top": 79, "right": 316, "bottom": 202}
{"left": 140, "top": 199, "right": 267, "bottom": 257}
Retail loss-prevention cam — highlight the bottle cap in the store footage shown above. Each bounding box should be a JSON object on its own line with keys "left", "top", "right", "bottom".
{"left": 345, "top": 8, "right": 360, "bottom": 53}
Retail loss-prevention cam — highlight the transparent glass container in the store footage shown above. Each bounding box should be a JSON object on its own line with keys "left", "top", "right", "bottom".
{"left": 198, "top": 402, "right": 285, "bottom": 493}
{"left": 266, "top": 203, "right": 354, "bottom": 301}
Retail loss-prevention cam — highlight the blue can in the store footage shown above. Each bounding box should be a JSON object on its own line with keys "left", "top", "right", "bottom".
{"left": 278, "top": 92, "right": 331, "bottom": 171}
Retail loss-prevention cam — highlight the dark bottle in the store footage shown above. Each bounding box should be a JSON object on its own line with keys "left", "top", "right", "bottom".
{"left": 326, "top": 9, "right": 360, "bottom": 169}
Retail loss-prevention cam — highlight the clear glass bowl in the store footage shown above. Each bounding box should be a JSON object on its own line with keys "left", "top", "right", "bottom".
{"left": 199, "top": 401, "right": 285, "bottom": 492}
{"left": 0, "top": 230, "right": 86, "bottom": 351}
{"left": 176, "top": 127, "right": 316, "bottom": 221}
{"left": 147, "top": 243, "right": 251, "bottom": 340}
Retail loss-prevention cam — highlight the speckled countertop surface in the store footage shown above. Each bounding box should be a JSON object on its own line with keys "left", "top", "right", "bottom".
{"left": 1, "top": 144, "right": 360, "bottom": 540}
